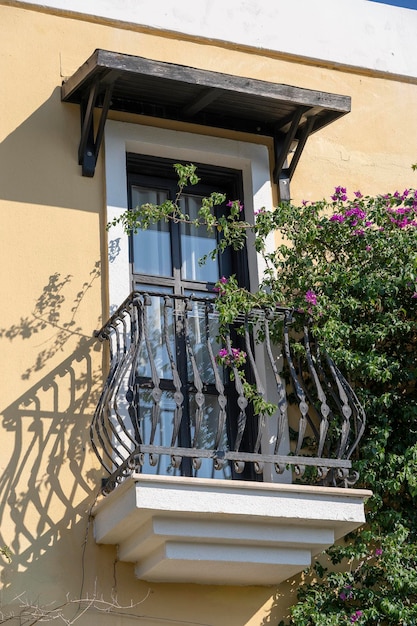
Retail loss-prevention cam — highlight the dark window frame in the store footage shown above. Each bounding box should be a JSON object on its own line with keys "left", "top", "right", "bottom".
{"left": 126, "top": 153, "right": 259, "bottom": 480}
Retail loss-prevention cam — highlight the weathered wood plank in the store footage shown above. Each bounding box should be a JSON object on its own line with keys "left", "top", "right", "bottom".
{"left": 62, "top": 48, "right": 351, "bottom": 115}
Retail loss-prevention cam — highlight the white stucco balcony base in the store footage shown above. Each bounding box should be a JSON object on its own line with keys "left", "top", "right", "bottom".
{"left": 93, "top": 474, "right": 371, "bottom": 586}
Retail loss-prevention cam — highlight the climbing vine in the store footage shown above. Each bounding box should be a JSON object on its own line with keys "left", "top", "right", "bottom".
{"left": 111, "top": 165, "right": 417, "bottom": 625}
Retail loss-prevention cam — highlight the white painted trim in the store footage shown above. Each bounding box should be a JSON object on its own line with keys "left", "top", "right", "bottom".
{"left": 93, "top": 474, "right": 371, "bottom": 586}
{"left": 8, "top": 0, "right": 417, "bottom": 79}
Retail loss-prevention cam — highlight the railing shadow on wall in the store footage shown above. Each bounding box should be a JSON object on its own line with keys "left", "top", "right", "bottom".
{"left": 0, "top": 340, "right": 104, "bottom": 590}
{"left": 0, "top": 264, "right": 104, "bottom": 594}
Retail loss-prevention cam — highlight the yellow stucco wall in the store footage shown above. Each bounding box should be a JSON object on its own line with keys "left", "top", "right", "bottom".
{"left": 0, "top": 4, "right": 416, "bottom": 625}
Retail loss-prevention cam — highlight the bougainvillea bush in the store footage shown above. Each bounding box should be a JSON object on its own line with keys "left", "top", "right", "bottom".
{"left": 112, "top": 165, "right": 417, "bottom": 625}
{"left": 267, "top": 187, "right": 417, "bottom": 626}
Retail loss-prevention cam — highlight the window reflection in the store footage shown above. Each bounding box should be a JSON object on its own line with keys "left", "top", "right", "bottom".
{"left": 131, "top": 187, "right": 172, "bottom": 277}
{"left": 183, "top": 296, "right": 223, "bottom": 386}
{"left": 190, "top": 393, "right": 231, "bottom": 479}
{"left": 180, "top": 194, "right": 219, "bottom": 283}
{"left": 133, "top": 285, "right": 174, "bottom": 380}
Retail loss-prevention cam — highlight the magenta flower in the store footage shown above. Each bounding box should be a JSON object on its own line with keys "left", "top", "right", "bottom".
{"left": 345, "top": 207, "right": 366, "bottom": 220}
{"left": 350, "top": 610, "right": 363, "bottom": 623}
{"left": 339, "top": 585, "right": 353, "bottom": 601}
{"left": 231, "top": 348, "right": 246, "bottom": 359}
{"left": 213, "top": 276, "right": 228, "bottom": 295}
{"left": 330, "top": 214, "right": 345, "bottom": 223}
{"left": 398, "top": 217, "right": 411, "bottom": 228}
{"left": 354, "top": 190, "right": 363, "bottom": 198}
{"left": 305, "top": 290, "right": 317, "bottom": 306}
{"left": 227, "top": 199, "right": 244, "bottom": 212}
{"left": 375, "top": 548, "right": 383, "bottom": 556}
{"left": 412, "top": 292, "right": 417, "bottom": 299}
{"left": 331, "top": 186, "right": 348, "bottom": 202}
{"left": 217, "top": 347, "right": 246, "bottom": 366}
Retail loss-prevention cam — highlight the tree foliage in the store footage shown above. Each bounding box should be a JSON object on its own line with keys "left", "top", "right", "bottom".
{"left": 111, "top": 165, "right": 417, "bottom": 625}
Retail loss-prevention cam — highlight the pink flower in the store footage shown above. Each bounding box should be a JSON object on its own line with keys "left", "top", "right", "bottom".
{"left": 305, "top": 290, "right": 317, "bottom": 306}
{"left": 213, "top": 276, "right": 228, "bottom": 295}
{"left": 375, "top": 548, "right": 383, "bottom": 556}
{"left": 339, "top": 585, "right": 353, "bottom": 601}
{"left": 350, "top": 610, "right": 363, "bottom": 623}
{"left": 345, "top": 207, "right": 366, "bottom": 220}
{"left": 231, "top": 348, "right": 246, "bottom": 359}
{"left": 227, "top": 199, "right": 244, "bottom": 212}
{"left": 331, "top": 186, "right": 348, "bottom": 202}
{"left": 217, "top": 347, "right": 247, "bottom": 366}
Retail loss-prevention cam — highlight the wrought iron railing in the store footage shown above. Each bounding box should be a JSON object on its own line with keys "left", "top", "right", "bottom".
{"left": 92, "top": 291, "right": 365, "bottom": 494}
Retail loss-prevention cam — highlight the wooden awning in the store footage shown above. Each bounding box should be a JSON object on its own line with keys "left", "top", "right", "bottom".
{"left": 61, "top": 49, "right": 351, "bottom": 185}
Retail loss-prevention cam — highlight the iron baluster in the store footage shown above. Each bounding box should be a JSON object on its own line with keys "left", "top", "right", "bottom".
{"left": 163, "top": 296, "right": 184, "bottom": 468}
{"left": 263, "top": 314, "right": 288, "bottom": 474}
{"left": 225, "top": 333, "right": 248, "bottom": 474}
{"left": 142, "top": 294, "right": 163, "bottom": 467}
{"left": 204, "top": 302, "right": 228, "bottom": 470}
{"left": 183, "top": 298, "right": 205, "bottom": 470}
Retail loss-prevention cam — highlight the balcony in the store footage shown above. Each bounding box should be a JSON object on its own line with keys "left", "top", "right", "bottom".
{"left": 91, "top": 292, "right": 371, "bottom": 586}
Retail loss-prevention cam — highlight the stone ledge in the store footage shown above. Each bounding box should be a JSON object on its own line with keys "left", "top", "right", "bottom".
{"left": 93, "top": 474, "right": 371, "bottom": 586}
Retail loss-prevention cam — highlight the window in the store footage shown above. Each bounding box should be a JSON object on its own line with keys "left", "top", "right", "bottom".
{"left": 127, "top": 154, "right": 247, "bottom": 294}
{"left": 126, "top": 155, "right": 259, "bottom": 479}
{"left": 104, "top": 121, "right": 281, "bottom": 482}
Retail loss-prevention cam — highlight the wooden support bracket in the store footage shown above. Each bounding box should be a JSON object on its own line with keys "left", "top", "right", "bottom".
{"left": 273, "top": 109, "right": 316, "bottom": 202}
{"left": 78, "top": 79, "right": 114, "bottom": 177}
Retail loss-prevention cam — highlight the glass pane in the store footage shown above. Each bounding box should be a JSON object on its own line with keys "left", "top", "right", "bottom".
{"left": 131, "top": 186, "right": 172, "bottom": 277}
{"left": 180, "top": 195, "right": 219, "bottom": 283}
{"left": 183, "top": 294, "right": 223, "bottom": 386}
{"left": 135, "top": 287, "right": 175, "bottom": 380}
{"left": 137, "top": 389, "right": 181, "bottom": 476}
{"left": 190, "top": 393, "right": 231, "bottom": 479}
